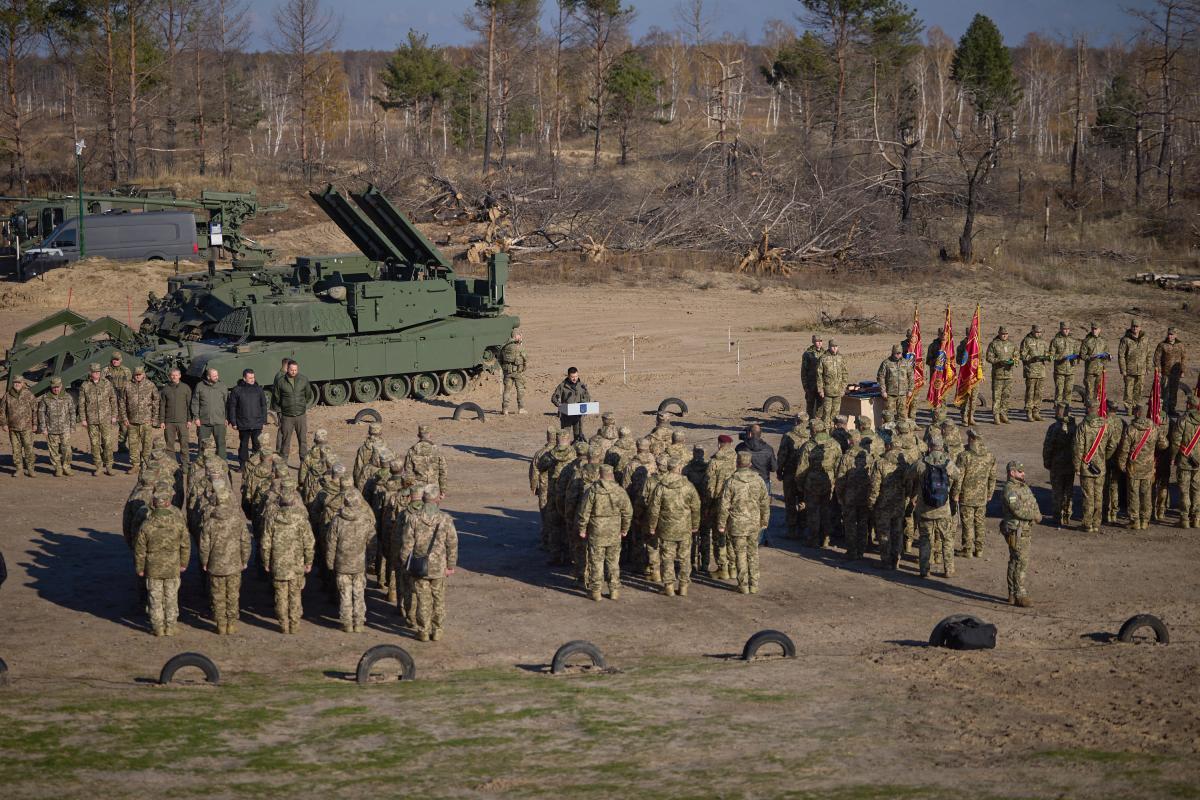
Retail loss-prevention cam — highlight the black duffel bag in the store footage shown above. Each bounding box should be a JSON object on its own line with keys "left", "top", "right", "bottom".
{"left": 942, "top": 618, "right": 997, "bottom": 650}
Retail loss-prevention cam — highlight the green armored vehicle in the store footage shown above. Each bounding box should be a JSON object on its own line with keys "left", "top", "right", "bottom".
{"left": 4, "top": 186, "right": 519, "bottom": 407}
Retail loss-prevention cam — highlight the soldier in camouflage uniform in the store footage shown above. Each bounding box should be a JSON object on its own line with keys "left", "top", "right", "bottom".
{"left": 564, "top": 447, "right": 604, "bottom": 583}
{"left": 1117, "top": 404, "right": 1167, "bottom": 530}
{"left": 857, "top": 415, "right": 884, "bottom": 456}
{"left": 385, "top": 484, "right": 424, "bottom": 624}
{"left": 649, "top": 457, "right": 701, "bottom": 596}
{"left": 637, "top": 454, "right": 669, "bottom": 580}
{"left": 776, "top": 413, "right": 810, "bottom": 539}
{"left": 1118, "top": 319, "right": 1153, "bottom": 415}
{"left": 371, "top": 459, "right": 408, "bottom": 598}
{"left": 399, "top": 485, "right": 458, "bottom": 641}
{"left": 589, "top": 412, "right": 619, "bottom": 456}
{"left": 124, "top": 471, "right": 158, "bottom": 547}
{"left": 606, "top": 426, "right": 636, "bottom": 476}
{"left": 835, "top": 433, "right": 876, "bottom": 560}
{"left": 134, "top": 494, "right": 190, "bottom": 636}
{"left": 893, "top": 417, "right": 924, "bottom": 550}
{"left": 1001, "top": 461, "right": 1039, "bottom": 607}
{"left": 1154, "top": 327, "right": 1186, "bottom": 416}
{"left": 499, "top": 330, "right": 528, "bottom": 415}
{"left": 530, "top": 428, "right": 557, "bottom": 549}
{"left": 701, "top": 434, "right": 737, "bottom": 576}
{"left": 353, "top": 423, "right": 386, "bottom": 489}
{"left": 1042, "top": 406, "right": 1076, "bottom": 526}
{"left": 326, "top": 490, "right": 376, "bottom": 632}
{"left": 647, "top": 412, "right": 673, "bottom": 455}
{"left": 1049, "top": 321, "right": 1081, "bottom": 408}
{"left": 940, "top": 420, "right": 965, "bottom": 463}
{"left": 1, "top": 374, "right": 37, "bottom": 476}
{"left": 716, "top": 452, "right": 770, "bottom": 594}
{"left": 877, "top": 344, "right": 914, "bottom": 422}
{"left": 817, "top": 340, "right": 849, "bottom": 428}
{"left": 954, "top": 428, "right": 996, "bottom": 557}
{"left": 985, "top": 326, "right": 1017, "bottom": 423}
{"left": 831, "top": 414, "right": 851, "bottom": 453}
{"left": 797, "top": 419, "right": 840, "bottom": 548}
{"left": 79, "top": 362, "right": 119, "bottom": 475}
{"left": 103, "top": 352, "right": 132, "bottom": 453}
{"left": 907, "top": 433, "right": 961, "bottom": 579}
{"left": 619, "top": 437, "right": 653, "bottom": 489}
{"left": 1103, "top": 404, "right": 1127, "bottom": 524}
{"left": 1019, "top": 324, "right": 1049, "bottom": 421}
{"left": 1072, "top": 402, "right": 1118, "bottom": 533}
{"left": 299, "top": 429, "right": 336, "bottom": 502}
{"left": 261, "top": 482, "right": 315, "bottom": 634}
{"left": 1079, "top": 322, "right": 1110, "bottom": 405}
{"left": 538, "top": 431, "right": 576, "bottom": 564}
{"left": 404, "top": 424, "right": 448, "bottom": 497}
{"left": 1169, "top": 394, "right": 1200, "bottom": 527}
{"left": 120, "top": 366, "right": 159, "bottom": 471}
{"left": 869, "top": 438, "right": 910, "bottom": 569}
{"left": 554, "top": 441, "right": 590, "bottom": 561}
{"left": 198, "top": 481, "right": 251, "bottom": 634}
{"left": 578, "top": 464, "right": 632, "bottom": 600}
{"left": 801, "top": 334, "right": 824, "bottom": 417}
{"left": 665, "top": 430, "right": 689, "bottom": 464}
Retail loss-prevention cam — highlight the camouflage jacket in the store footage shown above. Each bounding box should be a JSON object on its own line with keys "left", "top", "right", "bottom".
{"left": 648, "top": 424, "right": 672, "bottom": 454}
{"left": 1118, "top": 331, "right": 1153, "bottom": 378}
{"left": 797, "top": 433, "right": 841, "bottom": 497}
{"left": 325, "top": 507, "right": 375, "bottom": 574}
{"left": 876, "top": 357, "right": 914, "bottom": 396}
{"left": 1170, "top": 410, "right": 1200, "bottom": 470}
{"left": 801, "top": 345, "right": 823, "bottom": 390}
{"left": 777, "top": 426, "right": 807, "bottom": 480}
{"left": 538, "top": 446, "right": 575, "bottom": 512}
{"left": 578, "top": 479, "right": 633, "bottom": 545}
{"left": 529, "top": 442, "right": 552, "bottom": 495}
{"left": 79, "top": 378, "right": 118, "bottom": 425}
{"left": 818, "top": 352, "right": 849, "bottom": 396}
{"left": 404, "top": 441, "right": 448, "bottom": 494}
{"left": 123, "top": 479, "right": 156, "bottom": 544}
{"left": 102, "top": 364, "right": 132, "bottom": 395}
{"left": 298, "top": 443, "right": 336, "bottom": 490}
{"left": 38, "top": 392, "right": 76, "bottom": 434}
{"left": 1117, "top": 418, "right": 1167, "bottom": 479}
{"left": 907, "top": 451, "right": 961, "bottom": 520}
{"left": 636, "top": 472, "right": 663, "bottom": 530}
{"left": 648, "top": 473, "right": 701, "bottom": 541}
{"left": 1019, "top": 333, "right": 1049, "bottom": 378}
{"left": 703, "top": 447, "right": 737, "bottom": 505}
{"left": 121, "top": 379, "right": 159, "bottom": 426}
{"left": 353, "top": 436, "right": 385, "bottom": 489}
{"left": 383, "top": 499, "right": 421, "bottom": 560}
{"left": 399, "top": 505, "right": 459, "bottom": 579}
{"left": 499, "top": 340, "right": 527, "bottom": 373}
{"left": 565, "top": 462, "right": 602, "bottom": 528}
{"left": 858, "top": 429, "right": 884, "bottom": 457}
{"left": 985, "top": 337, "right": 1018, "bottom": 379}
{"left": 955, "top": 443, "right": 997, "bottom": 507}
{"left": 588, "top": 425, "right": 618, "bottom": 455}
{"left": 1049, "top": 333, "right": 1080, "bottom": 376}
{"left": 1154, "top": 339, "right": 1185, "bottom": 376}
{"left": 198, "top": 508, "right": 251, "bottom": 576}
{"left": 1079, "top": 333, "right": 1109, "bottom": 376}
{"left": 835, "top": 448, "right": 877, "bottom": 507}
{"left": 1001, "top": 477, "right": 1039, "bottom": 529}
{"left": 621, "top": 453, "right": 653, "bottom": 490}
{"left": 869, "top": 450, "right": 910, "bottom": 510}
{"left": 262, "top": 504, "right": 315, "bottom": 578}
{"left": 1072, "top": 416, "right": 1117, "bottom": 476}
{"left": 716, "top": 468, "right": 770, "bottom": 537}
{"left": 1042, "top": 418, "right": 1077, "bottom": 476}
{"left": 1, "top": 386, "right": 37, "bottom": 431}
{"left": 665, "top": 442, "right": 689, "bottom": 464}
{"left": 134, "top": 507, "right": 190, "bottom": 578}
{"left": 942, "top": 426, "right": 965, "bottom": 462}
{"left": 554, "top": 457, "right": 584, "bottom": 517}
{"left": 605, "top": 437, "right": 636, "bottom": 476}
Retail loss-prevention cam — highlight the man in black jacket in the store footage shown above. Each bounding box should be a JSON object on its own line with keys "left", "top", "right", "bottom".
{"left": 736, "top": 423, "right": 778, "bottom": 545}
{"left": 227, "top": 368, "right": 268, "bottom": 469}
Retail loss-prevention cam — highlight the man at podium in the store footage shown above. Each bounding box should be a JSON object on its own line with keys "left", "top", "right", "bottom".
{"left": 551, "top": 366, "right": 593, "bottom": 441}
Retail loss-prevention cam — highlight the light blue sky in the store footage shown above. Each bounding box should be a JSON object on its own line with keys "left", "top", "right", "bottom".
{"left": 244, "top": 0, "right": 1157, "bottom": 51}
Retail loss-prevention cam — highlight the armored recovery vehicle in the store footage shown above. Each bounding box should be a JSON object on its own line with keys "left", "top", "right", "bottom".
{"left": 3, "top": 186, "right": 519, "bottom": 407}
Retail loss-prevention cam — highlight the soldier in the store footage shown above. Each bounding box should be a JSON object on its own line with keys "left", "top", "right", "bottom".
{"left": 133, "top": 494, "right": 190, "bottom": 636}
{"left": 776, "top": 413, "right": 810, "bottom": 539}
{"left": 197, "top": 482, "right": 251, "bottom": 634}
{"left": 870, "top": 438, "right": 910, "bottom": 569}
{"left": 1042, "top": 406, "right": 1076, "bottom": 526}
{"left": 856, "top": 415, "right": 884, "bottom": 456}
{"left": 940, "top": 419, "right": 965, "bottom": 463}
{"left": 835, "top": 434, "right": 876, "bottom": 560}
{"left": 606, "top": 426, "right": 636, "bottom": 476}
{"left": 326, "top": 490, "right": 375, "bottom": 632}
{"left": 564, "top": 447, "right": 604, "bottom": 583}
{"left": 385, "top": 484, "right": 424, "bottom": 624}
{"left": 1154, "top": 327, "right": 1186, "bottom": 416}
{"left": 123, "top": 471, "right": 158, "bottom": 548}
{"left": 1000, "top": 461, "right": 1039, "bottom": 607}
{"left": 499, "top": 330, "right": 528, "bottom": 415}
{"left": 877, "top": 344, "right": 914, "bottom": 422}
{"left": 1117, "top": 404, "right": 1167, "bottom": 530}
{"left": 1118, "top": 319, "right": 1153, "bottom": 415}
{"left": 637, "top": 454, "right": 669, "bottom": 580}
{"left": 299, "top": 429, "right": 336, "bottom": 502}
{"left": 701, "top": 434, "right": 737, "bottom": 576}
{"left": 1103, "top": 402, "right": 1128, "bottom": 524}
{"left": 955, "top": 429, "right": 996, "bottom": 558}
{"left": 530, "top": 427, "right": 557, "bottom": 548}
{"left": 589, "top": 411, "right": 619, "bottom": 455}
{"left": 79, "top": 362, "right": 119, "bottom": 475}
{"left": 1169, "top": 394, "right": 1200, "bottom": 528}
{"left": 985, "top": 326, "right": 1017, "bottom": 424}
{"left": 1019, "top": 323, "right": 1049, "bottom": 421}
{"left": 1072, "top": 402, "right": 1118, "bottom": 533}
{"left": 403, "top": 425, "right": 448, "bottom": 498}
{"left": 1049, "top": 321, "right": 1081, "bottom": 409}
{"left": 647, "top": 412, "right": 673, "bottom": 454}
{"left": 399, "top": 485, "right": 458, "bottom": 641}
{"left": 954, "top": 334, "right": 981, "bottom": 426}
{"left": 831, "top": 414, "right": 851, "bottom": 453}
{"left": 716, "top": 452, "right": 770, "bottom": 594}
{"left": 816, "top": 339, "right": 849, "bottom": 428}
{"left": 665, "top": 430, "right": 689, "bottom": 464}
{"left": 190, "top": 366, "right": 229, "bottom": 460}
{"left": 801, "top": 334, "right": 825, "bottom": 417}
{"left": 261, "top": 481, "right": 315, "bottom": 634}
{"left": 797, "top": 419, "right": 840, "bottom": 548}
{"left": 578, "top": 464, "right": 632, "bottom": 601}
{"left": 538, "top": 431, "right": 576, "bottom": 564}
{"left": 353, "top": 423, "right": 386, "bottom": 489}
{"left": 370, "top": 457, "right": 406, "bottom": 597}
{"left": 102, "top": 351, "right": 132, "bottom": 452}
{"left": 38, "top": 378, "right": 76, "bottom": 477}
{"left": 550, "top": 366, "right": 591, "bottom": 440}
{"left": 907, "top": 433, "right": 961, "bottom": 579}
{"left": 1, "top": 374, "right": 37, "bottom": 476}
{"left": 648, "top": 457, "right": 701, "bottom": 596}
{"left": 120, "top": 366, "right": 159, "bottom": 471}
{"left": 1079, "top": 322, "right": 1110, "bottom": 404}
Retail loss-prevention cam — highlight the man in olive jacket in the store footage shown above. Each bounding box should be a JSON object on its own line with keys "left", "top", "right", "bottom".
{"left": 190, "top": 367, "right": 229, "bottom": 459}
{"left": 158, "top": 367, "right": 192, "bottom": 461}
{"left": 273, "top": 359, "right": 312, "bottom": 464}
{"left": 550, "top": 366, "right": 592, "bottom": 441}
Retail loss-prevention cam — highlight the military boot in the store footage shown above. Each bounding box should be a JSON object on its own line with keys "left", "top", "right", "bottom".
{"left": 608, "top": 588, "right": 620, "bottom": 601}
{"left": 738, "top": 585, "right": 750, "bottom": 595}
{"left": 589, "top": 590, "right": 601, "bottom": 602}
{"left": 24, "top": 468, "right": 33, "bottom": 477}
{"left": 1016, "top": 596, "right": 1033, "bottom": 608}
{"left": 417, "top": 630, "right": 430, "bottom": 642}
{"left": 430, "top": 627, "right": 442, "bottom": 641}
{"left": 663, "top": 584, "right": 675, "bottom": 597}
{"left": 1007, "top": 593, "right": 1016, "bottom": 605}
{"left": 227, "top": 621, "right": 238, "bottom": 634}
{"left": 678, "top": 584, "right": 688, "bottom": 597}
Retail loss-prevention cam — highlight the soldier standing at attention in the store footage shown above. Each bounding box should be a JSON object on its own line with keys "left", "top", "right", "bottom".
{"left": 273, "top": 359, "right": 312, "bottom": 465}
{"left": 190, "top": 367, "right": 229, "bottom": 460}
{"left": 716, "top": 452, "right": 770, "bottom": 594}
{"left": 2, "top": 374, "right": 37, "bottom": 477}
{"left": 1154, "top": 327, "right": 1186, "bottom": 416}
{"left": 1169, "top": 394, "right": 1200, "bottom": 528}
{"left": 648, "top": 457, "right": 701, "bottom": 597}
{"left": 816, "top": 339, "right": 849, "bottom": 428}
{"left": 121, "top": 366, "right": 160, "bottom": 471}
{"left": 158, "top": 367, "right": 192, "bottom": 463}
{"left": 1079, "top": 322, "right": 1110, "bottom": 404}
{"left": 134, "top": 494, "right": 190, "bottom": 636}
{"left": 80, "top": 362, "right": 119, "bottom": 475}
{"left": 530, "top": 427, "right": 557, "bottom": 548}
{"left": 1043, "top": 406, "right": 1076, "bottom": 526}
{"left": 325, "top": 490, "right": 376, "bottom": 633}
{"left": 907, "top": 433, "right": 961, "bottom": 579}
{"left": 797, "top": 419, "right": 840, "bottom": 549}
{"left": 801, "top": 334, "right": 824, "bottom": 417}
{"left": 261, "top": 481, "right": 315, "bottom": 634}
{"left": 954, "top": 429, "right": 996, "bottom": 558}
{"left": 985, "top": 326, "right": 1017, "bottom": 424}
{"left": 1118, "top": 319, "right": 1152, "bottom": 415}
{"left": 499, "top": 330, "right": 528, "bottom": 415}
{"left": 701, "top": 434, "right": 737, "bottom": 576}
{"left": 353, "top": 423, "right": 386, "bottom": 490}
{"left": 1001, "top": 461, "right": 1039, "bottom": 607}
{"left": 776, "top": 412, "right": 809, "bottom": 540}
{"left": 869, "top": 438, "right": 909, "bottom": 569}
{"left": 834, "top": 437, "right": 876, "bottom": 561}
{"left": 1049, "top": 322, "right": 1080, "bottom": 409}
{"left": 578, "top": 464, "right": 632, "bottom": 601}
{"left": 1117, "top": 404, "right": 1167, "bottom": 530}
{"left": 198, "top": 482, "right": 251, "bottom": 634}
{"left": 37, "top": 377, "right": 76, "bottom": 476}
{"left": 551, "top": 366, "right": 592, "bottom": 441}
{"left": 877, "top": 344, "right": 914, "bottom": 423}
{"left": 1072, "top": 402, "right": 1117, "bottom": 533}
{"left": 1019, "top": 324, "right": 1049, "bottom": 421}
{"left": 102, "top": 352, "right": 132, "bottom": 453}
{"left": 403, "top": 424, "right": 449, "bottom": 498}
{"left": 399, "top": 485, "right": 459, "bottom": 641}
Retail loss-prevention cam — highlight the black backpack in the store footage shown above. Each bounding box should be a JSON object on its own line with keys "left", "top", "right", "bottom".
{"left": 943, "top": 618, "right": 997, "bottom": 650}
{"left": 921, "top": 460, "right": 950, "bottom": 509}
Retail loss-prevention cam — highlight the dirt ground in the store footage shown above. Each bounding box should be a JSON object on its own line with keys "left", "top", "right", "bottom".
{"left": 1, "top": 255, "right": 1198, "bottom": 798}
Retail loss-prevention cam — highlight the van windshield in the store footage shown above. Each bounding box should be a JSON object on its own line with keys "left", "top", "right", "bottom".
{"left": 43, "top": 222, "right": 76, "bottom": 248}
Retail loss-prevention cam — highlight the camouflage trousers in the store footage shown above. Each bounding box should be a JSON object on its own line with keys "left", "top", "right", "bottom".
{"left": 696, "top": 512, "right": 722, "bottom": 572}
{"left": 1123, "top": 374, "right": 1144, "bottom": 411}
{"left": 393, "top": 568, "right": 415, "bottom": 626}
{"left": 874, "top": 506, "right": 905, "bottom": 569}
{"left": 572, "top": 535, "right": 589, "bottom": 583}
{"left": 805, "top": 493, "right": 834, "bottom": 547}
{"left": 1024, "top": 376, "right": 1043, "bottom": 418}
{"left": 1127, "top": 477, "right": 1153, "bottom": 528}
{"left": 882, "top": 393, "right": 905, "bottom": 423}
{"left": 1050, "top": 472, "right": 1074, "bottom": 524}
{"left": 126, "top": 423, "right": 156, "bottom": 470}
{"left": 1079, "top": 475, "right": 1104, "bottom": 531}
{"left": 587, "top": 540, "right": 622, "bottom": 594}
{"left": 917, "top": 517, "right": 954, "bottom": 577}
{"left": 728, "top": 534, "right": 759, "bottom": 592}
{"left": 8, "top": 428, "right": 34, "bottom": 473}
{"left": 208, "top": 573, "right": 241, "bottom": 633}
{"left": 411, "top": 577, "right": 445, "bottom": 635}
{"left": 146, "top": 575, "right": 181, "bottom": 635}
{"left": 1053, "top": 374, "right": 1075, "bottom": 407}
{"left": 643, "top": 532, "right": 661, "bottom": 578}
{"left": 46, "top": 432, "right": 73, "bottom": 474}
{"left": 538, "top": 495, "right": 551, "bottom": 549}
{"left": 87, "top": 422, "right": 117, "bottom": 470}
{"left": 336, "top": 572, "right": 366, "bottom": 631}
{"left": 991, "top": 379, "right": 1011, "bottom": 422}
{"left": 841, "top": 504, "right": 870, "bottom": 559}
{"left": 272, "top": 576, "right": 305, "bottom": 633}
{"left": 502, "top": 372, "right": 526, "bottom": 413}
{"left": 781, "top": 479, "right": 801, "bottom": 538}
{"left": 659, "top": 538, "right": 692, "bottom": 589}
{"left": 1178, "top": 469, "right": 1200, "bottom": 528}
{"left": 959, "top": 504, "right": 987, "bottom": 555}
{"left": 1083, "top": 372, "right": 1103, "bottom": 406}
{"left": 818, "top": 395, "right": 842, "bottom": 428}
{"left": 1003, "top": 523, "right": 1032, "bottom": 599}
{"left": 1104, "top": 469, "right": 1124, "bottom": 522}
{"left": 959, "top": 390, "right": 978, "bottom": 425}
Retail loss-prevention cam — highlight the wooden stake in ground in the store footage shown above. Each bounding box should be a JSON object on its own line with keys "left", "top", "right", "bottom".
{"left": 623, "top": 350, "right": 627, "bottom": 385}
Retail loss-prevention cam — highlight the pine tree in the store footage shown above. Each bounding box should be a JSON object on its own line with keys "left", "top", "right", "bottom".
{"left": 950, "top": 13, "right": 1018, "bottom": 121}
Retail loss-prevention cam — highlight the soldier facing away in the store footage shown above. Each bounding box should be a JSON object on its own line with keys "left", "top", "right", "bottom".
{"left": 399, "top": 485, "right": 459, "bottom": 641}
{"left": 261, "top": 484, "right": 315, "bottom": 634}
{"left": 907, "top": 433, "right": 961, "bottom": 579}
{"left": 404, "top": 425, "right": 449, "bottom": 498}
{"left": 1169, "top": 394, "right": 1200, "bottom": 528}
{"left": 648, "top": 457, "right": 701, "bottom": 597}
{"left": 499, "top": 330, "right": 528, "bottom": 415}
{"left": 955, "top": 428, "right": 996, "bottom": 558}
{"left": 578, "top": 464, "right": 633, "bottom": 601}
{"left": 325, "top": 490, "right": 376, "bottom": 632}
{"left": 1117, "top": 404, "right": 1167, "bottom": 530}
{"left": 198, "top": 481, "right": 251, "bottom": 634}
{"left": 134, "top": 494, "right": 190, "bottom": 636}
{"left": 716, "top": 452, "right": 770, "bottom": 594}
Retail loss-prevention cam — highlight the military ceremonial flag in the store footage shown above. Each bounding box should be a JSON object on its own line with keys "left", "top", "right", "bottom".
{"left": 907, "top": 307, "right": 924, "bottom": 415}
{"left": 1150, "top": 369, "right": 1163, "bottom": 425}
{"left": 954, "top": 303, "right": 984, "bottom": 407}
{"left": 1098, "top": 369, "right": 1108, "bottom": 417}
{"left": 927, "top": 306, "right": 955, "bottom": 407}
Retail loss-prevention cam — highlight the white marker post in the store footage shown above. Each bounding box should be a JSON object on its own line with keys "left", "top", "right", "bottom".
{"left": 631, "top": 331, "right": 636, "bottom": 361}
{"left": 622, "top": 350, "right": 627, "bottom": 385}
{"left": 737, "top": 341, "right": 741, "bottom": 377}
{"left": 727, "top": 326, "right": 731, "bottom": 351}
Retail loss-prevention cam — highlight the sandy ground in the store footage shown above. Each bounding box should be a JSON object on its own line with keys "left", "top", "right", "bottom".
{"left": 0, "top": 258, "right": 1198, "bottom": 797}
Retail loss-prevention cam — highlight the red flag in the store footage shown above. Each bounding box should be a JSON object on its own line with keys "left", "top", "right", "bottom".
{"left": 954, "top": 304, "right": 983, "bottom": 406}
{"left": 927, "top": 306, "right": 955, "bottom": 407}
{"left": 1150, "top": 369, "right": 1162, "bottom": 425}
{"left": 1098, "top": 370, "right": 1108, "bottom": 417}
{"left": 910, "top": 306, "right": 925, "bottom": 395}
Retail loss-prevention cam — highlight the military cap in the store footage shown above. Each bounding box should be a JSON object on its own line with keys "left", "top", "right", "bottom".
{"left": 1032, "top": 324, "right": 1042, "bottom": 333}
{"left": 809, "top": 419, "right": 827, "bottom": 433}
{"left": 939, "top": 420, "right": 955, "bottom": 432}
{"left": 599, "top": 464, "right": 615, "bottom": 478}
{"left": 574, "top": 441, "right": 589, "bottom": 455}
{"left": 736, "top": 452, "right": 752, "bottom": 467}
{"left": 1054, "top": 404, "right": 1068, "bottom": 420}
{"left": 344, "top": 490, "right": 361, "bottom": 506}
{"left": 834, "top": 414, "right": 847, "bottom": 425}
{"left": 667, "top": 456, "right": 683, "bottom": 470}
{"left": 966, "top": 427, "right": 979, "bottom": 439}
{"left": 998, "top": 325, "right": 1008, "bottom": 335}
{"left": 1168, "top": 326, "right": 1178, "bottom": 335}
{"left": 313, "top": 428, "right": 328, "bottom": 443}
{"left": 1130, "top": 318, "right": 1141, "bottom": 328}
{"left": 388, "top": 460, "right": 405, "bottom": 474}
{"left": 794, "top": 411, "right": 809, "bottom": 422}
{"left": 418, "top": 424, "right": 431, "bottom": 436}
{"left": 846, "top": 428, "right": 861, "bottom": 441}
{"left": 557, "top": 431, "right": 572, "bottom": 442}
{"left": 1106, "top": 400, "right": 1120, "bottom": 412}
{"left": 587, "top": 445, "right": 603, "bottom": 459}
{"left": 692, "top": 445, "right": 705, "bottom": 456}
{"left": 546, "top": 426, "right": 558, "bottom": 437}
{"left": 618, "top": 426, "right": 632, "bottom": 436}
{"left": 891, "top": 344, "right": 902, "bottom": 355}
{"left": 110, "top": 351, "right": 123, "bottom": 360}
{"left": 132, "top": 365, "right": 145, "bottom": 375}
{"left": 368, "top": 422, "right": 382, "bottom": 435}
{"left": 338, "top": 474, "right": 354, "bottom": 488}
{"left": 1059, "top": 321, "right": 1069, "bottom": 331}
{"left": 655, "top": 453, "right": 670, "bottom": 468}
{"left": 881, "top": 410, "right": 895, "bottom": 422}
{"left": 88, "top": 362, "right": 101, "bottom": 372}
{"left": 717, "top": 434, "right": 733, "bottom": 444}
{"left": 601, "top": 411, "right": 615, "bottom": 422}
{"left": 11, "top": 374, "right": 24, "bottom": 384}
{"left": 856, "top": 415, "right": 873, "bottom": 429}
{"left": 896, "top": 418, "right": 914, "bottom": 432}
{"left": 827, "top": 338, "right": 838, "bottom": 347}
{"left": 409, "top": 483, "right": 424, "bottom": 496}
{"left": 811, "top": 334, "right": 822, "bottom": 344}
{"left": 1006, "top": 460, "right": 1024, "bottom": 474}
{"left": 258, "top": 440, "right": 274, "bottom": 454}
{"left": 422, "top": 485, "right": 440, "bottom": 501}
{"left": 672, "top": 430, "right": 686, "bottom": 443}
{"left": 152, "top": 494, "right": 173, "bottom": 508}
{"left": 927, "top": 433, "right": 944, "bottom": 449}
{"left": 1089, "top": 321, "right": 1100, "bottom": 330}
{"left": 278, "top": 475, "right": 297, "bottom": 489}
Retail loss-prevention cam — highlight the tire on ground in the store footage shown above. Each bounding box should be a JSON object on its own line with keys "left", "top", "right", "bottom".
{"left": 656, "top": 397, "right": 688, "bottom": 416}
{"left": 159, "top": 652, "right": 220, "bottom": 685}
{"left": 1117, "top": 613, "right": 1169, "bottom": 644}
{"left": 551, "top": 640, "right": 607, "bottom": 674}
{"left": 929, "top": 614, "right": 983, "bottom": 648}
{"left": 356, "top": 644, "right": 417, "bottom": 685}
{"left": 761, "top": 395, "right": 791, "bottom": 413}
{"left": 353, "top": 408, "right": 384, "bottom": 425}
{"left": 741, "top": 629, "right": 797, "bottom": 660}
{"left": 452, "top": 401, "right": 486, "bottom": 422}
